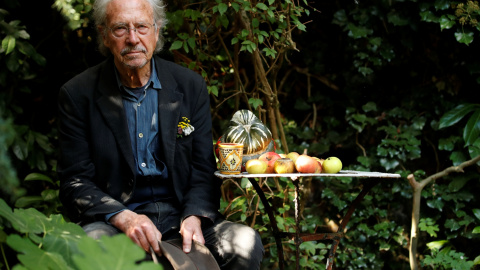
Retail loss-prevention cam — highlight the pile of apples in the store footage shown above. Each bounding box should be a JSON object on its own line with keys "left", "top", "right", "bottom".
{"left": 245, "top": 151, "right": 343, "bottom": 174}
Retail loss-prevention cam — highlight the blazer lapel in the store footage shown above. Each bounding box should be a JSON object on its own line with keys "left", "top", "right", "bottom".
{"left": 156, "top": 57, "right": 183, "bottom": 170}
{"left": 95, "top": 60, "right": 136, "bottom": 175}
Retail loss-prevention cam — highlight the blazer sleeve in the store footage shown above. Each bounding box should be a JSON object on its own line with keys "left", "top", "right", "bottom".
{"left": 57, "top": 72, "right": 127, "bottom": 224}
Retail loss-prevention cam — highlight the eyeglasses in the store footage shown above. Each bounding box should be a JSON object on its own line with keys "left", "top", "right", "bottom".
{"left": 106, "top": 22, "right": 156, "bottom": 38}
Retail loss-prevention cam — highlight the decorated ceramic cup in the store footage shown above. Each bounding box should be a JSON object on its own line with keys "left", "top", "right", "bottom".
{"left": 218, "top": 143, "right": 244, "bottom": 174}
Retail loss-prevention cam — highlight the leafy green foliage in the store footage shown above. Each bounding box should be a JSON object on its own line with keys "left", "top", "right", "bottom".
{"left": 1, "top": 5, "right": 56, "bottom": 206}
{"left": 421, "top": 0, "right": 480, "bottom": 45}
{"left": 419, "top": 218, "right": 440, "bottom": 237}
{"left": 423, "top": 240, "right": 475, "bottom": 269}
{"left": 0, "top": 199, "right": 159, "bottom": 270}
{"left": 439, "top": 103, "right": 480, "bottom": 164}
{"left": 0, "top": 116, "right": 24, "bottom": 202}
{"left": 52, "top": 0, "right": 93, "bottom": 30}
{"left": 1, "top": 0, "right": 480, "bottom": 269}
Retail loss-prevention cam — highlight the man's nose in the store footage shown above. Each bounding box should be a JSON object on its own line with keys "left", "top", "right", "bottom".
{"left": 126, "top": 28, "right": 140, "bottom": 43}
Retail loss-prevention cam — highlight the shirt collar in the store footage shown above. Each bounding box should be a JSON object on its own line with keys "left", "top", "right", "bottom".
{"left": 115, "top": 57, "right": 162, "bottom": 95}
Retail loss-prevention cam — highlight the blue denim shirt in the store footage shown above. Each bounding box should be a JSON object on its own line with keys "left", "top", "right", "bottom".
{"left": 118, "top": 60, "right": 164, "bottom": 177}
{"left": 105, "top": 58, "right": 171, "bottom": 221}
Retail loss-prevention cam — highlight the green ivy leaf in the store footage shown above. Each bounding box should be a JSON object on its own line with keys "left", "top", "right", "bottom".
{"left": 72, "top": 235, "right": 158, "bottom": 270}
{"left": 438, "top": 136, "right": 459, "bottom": 151}
{"left": 358, "top": 66, "right": 373, "bottom": 76}
{"left": 420, "top": 10, "right": 438, "bottom": 23}
{"left": 347, "top": 23, "right": 370, "bottom": 39}
{"left": 248, "top": 98, "right": 263, "bottom": 109}
{"left": 455, "top": 31, "right": 474, "bottom": 45}
{"left": 427, "top": 197, "right": 444, "bottom": 212}
{"left": 387, "top": 11, "right": 409, "bottom": 26}
{"left": 439, "top": 15, "right": 455, "bottom": 30}
{"left": 445, "top": 218, "right": 461, "bottom": 231}
{"left": 7, "top": 234, "right": 72, "bottom": 270}
{"left": 434, "top": 0, "right": 450, "bottom": 10}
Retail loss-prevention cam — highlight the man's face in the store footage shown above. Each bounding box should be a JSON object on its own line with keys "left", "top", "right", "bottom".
{"left": 102, "top": 0, "right": 159, "bottom": 70}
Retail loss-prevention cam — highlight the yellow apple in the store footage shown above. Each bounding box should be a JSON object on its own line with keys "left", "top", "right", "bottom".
{"left": 322, "top": 157, "right": 342, "bottom": 173}
{"left": 286, "top": 152, "right": 300, "bottom": 163}
{"left": 274, "top": 158, "right": 295, "bottom": 174}
{"left": 245, "top": 159, "right": 268, "bottom": 174}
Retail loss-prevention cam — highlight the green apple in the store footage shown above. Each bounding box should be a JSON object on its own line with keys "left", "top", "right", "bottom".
{"left": 322, "top": 157, "right": 342, "bottom": 173}
{"left": 245, "top": 159, "right": 268, "bottom": 174}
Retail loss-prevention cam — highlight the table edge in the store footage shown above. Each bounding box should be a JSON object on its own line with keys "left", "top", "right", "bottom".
{"left": 214, "top": 170, "right": 402, "bottom": 179}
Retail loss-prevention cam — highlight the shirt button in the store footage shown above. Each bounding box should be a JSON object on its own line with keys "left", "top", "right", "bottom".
{"left": 137, "top": 103, "right": 141, "bottom": 107}
{"left": 138, "top": 133, "right": 143, "bottom": 138}
{"left": 141, "top": 162, "right": 146, "bottom": 168}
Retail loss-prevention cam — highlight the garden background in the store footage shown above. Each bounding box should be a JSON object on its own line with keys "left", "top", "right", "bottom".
{"left": 1, "top": 0, "right": 480, "bottom": 269}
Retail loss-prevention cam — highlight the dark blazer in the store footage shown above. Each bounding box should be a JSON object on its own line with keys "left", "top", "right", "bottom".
{"left": 58, "top": 56, "right": 221, "bottom": 225}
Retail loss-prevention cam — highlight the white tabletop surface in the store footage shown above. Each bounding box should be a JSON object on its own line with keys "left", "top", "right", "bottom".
{"left": 214, "top": 170, "right": 401, "bottom": 180}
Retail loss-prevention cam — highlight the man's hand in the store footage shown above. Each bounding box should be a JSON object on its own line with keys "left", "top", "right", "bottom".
{"left": 180, "top": 215, "right": 205, "bottom": 253}
{"left": 109, "top": 210, "right": 162, "bottom": 254}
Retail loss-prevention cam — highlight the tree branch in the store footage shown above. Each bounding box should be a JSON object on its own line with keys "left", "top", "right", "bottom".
{"left": 407, "top": 154, "right": 480, "bottom": 270}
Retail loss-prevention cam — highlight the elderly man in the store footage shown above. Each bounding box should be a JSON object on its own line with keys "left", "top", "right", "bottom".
{"left": 57, "top": 0, "right": 264, "bottom": 268}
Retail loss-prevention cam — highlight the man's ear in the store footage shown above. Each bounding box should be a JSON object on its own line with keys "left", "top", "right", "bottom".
{"left": 98, "top": 26, "right": 109, "bottom": 46}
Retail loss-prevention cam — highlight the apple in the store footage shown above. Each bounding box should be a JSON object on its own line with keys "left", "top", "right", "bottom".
{"left": 279, "top": 153, "right": 288, "bottom": 158}
{"left": 259, "top": 151, "right": 282, "bottom": 173}
{"left": 286, "top": 152, "right": 300, "bottom": 164}
{"left": 322, "top": 157, "right": 342, "bottom": 173}
{"left": 245, "top": 159, "right": 268, "bottom": 174}
{"left": 295, "top": 154, "right": 321, "bottom": 173}
{"left": 274, "top": 158, "right": 295, "bottom": 174}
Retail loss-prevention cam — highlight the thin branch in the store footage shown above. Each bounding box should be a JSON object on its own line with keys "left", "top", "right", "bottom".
{"left": 407, "top": 154, "right": 480, "bottom": 270}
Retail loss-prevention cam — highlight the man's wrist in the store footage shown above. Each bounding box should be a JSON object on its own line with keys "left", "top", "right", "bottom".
{"left": 105, "top": 209, "right": 127, "bottom": 224}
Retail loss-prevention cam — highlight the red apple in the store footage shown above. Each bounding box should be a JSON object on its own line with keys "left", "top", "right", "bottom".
{"left": 259, "top": 151, "right": 282, "bottom": 173}
{"left": 312, "top": 157, "right": 324, "bottom": 173}
{"left": 295, "top": 154, "right": 321, "bottom": 173}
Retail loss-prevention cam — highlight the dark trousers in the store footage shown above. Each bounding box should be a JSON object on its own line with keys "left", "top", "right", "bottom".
{"left": 83, "top": 201, "right": 264, "bottom": 270}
